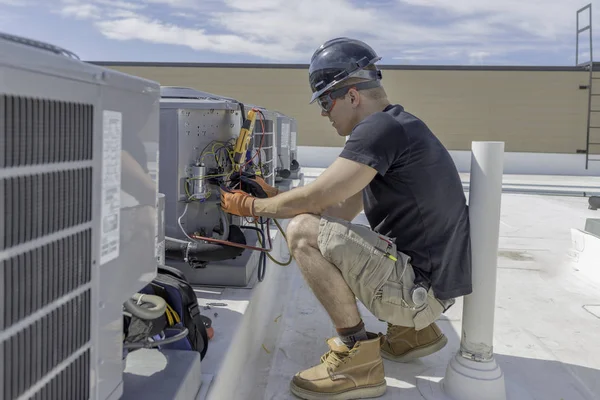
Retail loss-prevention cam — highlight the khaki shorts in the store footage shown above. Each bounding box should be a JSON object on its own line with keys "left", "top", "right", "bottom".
{"left": 317, "top": 214, "right": 451, "bottom": 330}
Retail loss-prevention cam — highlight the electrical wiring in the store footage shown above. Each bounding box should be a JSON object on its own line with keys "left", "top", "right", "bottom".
{"left": 239, "top": 225, "right": 267, "bottom": 281}
{"left": 230, "top": 109, "right": 267, "bottom": 189}
{"left": 255, "top": 218, "right": 293, "bottom": 267}
{"left": 238, "top": 216, "right": 293, "bottom": 281}
{"left": 172, "top": 106, "right": 289, "bottom": 280}
{"left": 271, "top": 219, "right": 293, "bottom": 265}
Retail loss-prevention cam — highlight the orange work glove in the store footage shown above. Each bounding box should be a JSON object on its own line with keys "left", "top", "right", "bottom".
{"left": 220, "top": 188, "right": 256, "bottom": 217}
{"left": 229, "top": 171, "right": 279, "bottom": 198}
{"left": 252, "top": 176, "right": 279, "bottom": 198}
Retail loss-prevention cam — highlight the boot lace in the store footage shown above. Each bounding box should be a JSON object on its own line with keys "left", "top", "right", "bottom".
{"left": 320, "top": 348, "right": 353, "bottom": 369}
{"left": 386, "top": 322, "right": 401, "bottom": 337}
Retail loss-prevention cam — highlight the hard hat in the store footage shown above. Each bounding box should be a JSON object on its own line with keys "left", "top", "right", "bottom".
{"left": 308, "top": 37, "right": 382, "bottom": 104}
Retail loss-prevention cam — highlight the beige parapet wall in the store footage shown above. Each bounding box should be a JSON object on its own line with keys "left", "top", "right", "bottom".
{"left": 94, "top": 62, "right": 592, "bottom": 155}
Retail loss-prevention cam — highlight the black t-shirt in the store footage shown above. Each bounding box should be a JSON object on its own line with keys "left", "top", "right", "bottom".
{"left": 339, "top": 104, "right": 472, "bottom": 301}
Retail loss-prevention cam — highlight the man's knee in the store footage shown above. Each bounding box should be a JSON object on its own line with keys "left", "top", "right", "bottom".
{"left": 285, "top": 213, "right": 320, "bottom": 252}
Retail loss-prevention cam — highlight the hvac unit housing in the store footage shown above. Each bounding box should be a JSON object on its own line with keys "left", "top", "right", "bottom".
{"left": 0, "top": 33, "right": 160, "bottom": 400}
{"left": 158, "top": 86, "right": 262, "bottom": 287}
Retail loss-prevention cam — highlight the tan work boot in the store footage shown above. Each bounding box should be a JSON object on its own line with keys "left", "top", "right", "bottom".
{"left": 380, "top": 322, "right": 447, "bottom": 362}
{"left": 289, "top": 332, "right": 387, "bottom": 400}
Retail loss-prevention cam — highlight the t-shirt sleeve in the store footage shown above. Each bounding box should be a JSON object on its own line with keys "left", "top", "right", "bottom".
{"left": 339, "top": 113, "right": 407, "bottom": 176}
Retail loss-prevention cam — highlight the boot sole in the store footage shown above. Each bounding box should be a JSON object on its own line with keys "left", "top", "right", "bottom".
{"left": 380, "top": 333, "right": 448, "bottom": 363}
{"left": 289, "top": 380, "right": 387, "bottom": 400}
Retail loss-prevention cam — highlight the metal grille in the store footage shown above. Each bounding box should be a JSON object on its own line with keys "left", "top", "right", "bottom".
{"left": 2, "top": 290, "right": 91, "bottom": 400}
{"left": 1, "top": 168, "right": 93, "bottom": 250}
{"left": 0, "top": 95, "right": 94, "bottom": 167}
{"left": 1, "top": 229, "right": 92, "bottom": 330}
{"left": 252, "top": 115, "right": 275, "bottom": 185}
{"left": 31, "top": 349, "right": 90, "bottom": 400}
{"left": 0, "top": 94, "right": 94, "bottom": 399}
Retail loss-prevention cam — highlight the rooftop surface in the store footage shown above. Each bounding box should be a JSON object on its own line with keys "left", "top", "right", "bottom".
{"left": 194, "top": 169, "right": 600, "bottom": 400}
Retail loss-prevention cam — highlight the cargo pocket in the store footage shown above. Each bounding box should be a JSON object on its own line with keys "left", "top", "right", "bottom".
{"left": 361, "top": 235, "right": 399, "bottom": 290}
{"left": 379, "top": 280, "right": 413, "bottom": 308}
{"left": 374, "top": 272, "right": 425, "bottom": 311}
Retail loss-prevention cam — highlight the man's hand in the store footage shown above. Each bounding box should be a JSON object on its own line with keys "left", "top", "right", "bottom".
{"left": 250, "top": 175, "right": 279, "bottom": 197}
{"left": 220, "top": 188, "right": 256, "bottom": 217}
{"left": 229, "top": 171, "right": 278, "bottom": 198}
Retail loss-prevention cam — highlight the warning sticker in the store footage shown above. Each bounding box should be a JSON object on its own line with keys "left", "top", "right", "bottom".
{"left": 100, "top": 110, "right": 122, "bottom": 265}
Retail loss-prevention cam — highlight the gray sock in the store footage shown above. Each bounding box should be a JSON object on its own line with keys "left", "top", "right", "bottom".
{"left": 337, "top": 320, "right": 369, "bottom": 349}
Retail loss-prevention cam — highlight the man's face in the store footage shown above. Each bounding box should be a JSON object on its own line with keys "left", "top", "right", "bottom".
{"left": 318, "top": 87, "right": 358, "bottom": 137}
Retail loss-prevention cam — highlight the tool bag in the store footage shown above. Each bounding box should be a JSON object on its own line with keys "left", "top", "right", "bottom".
{"left": 140, "top": 265, "right": 209, "bottom": 360}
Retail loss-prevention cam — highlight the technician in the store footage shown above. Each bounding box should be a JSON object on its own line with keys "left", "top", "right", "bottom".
{"left": 220, "top": 37, "right": 472, "bottom": 400}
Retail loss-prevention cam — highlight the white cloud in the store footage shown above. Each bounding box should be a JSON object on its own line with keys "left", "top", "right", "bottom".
{"left": 95, "top": 14, "right": 303, "bottom": 59}
{"left": 398, "top": 0, "right": 578, "bottom": 39}
{"left": 106, "top": 9, "right": 141, "bottom": 19}
{"left": 142, "top": 0, "right": 211, "bottom": 9}
{"left": 59, "top": 4, "right": 102, "bottom": 20}
{"left": 5, "top": 0, "right": 597, "bottom": 63}
{"left": 95, "top": 0, "right": 146, "bottom": 10}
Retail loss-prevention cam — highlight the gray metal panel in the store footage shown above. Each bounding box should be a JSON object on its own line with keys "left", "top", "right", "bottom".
{"left": 288, "top": 118, "right": 301, "bottom": 179}
{"left": 290, "top": 117, "right": 298, "bottom": 154}
{"left": 585, "top": 218, "right": 600, "bottom": 237}
{"left": 95, "top": 68, "right": 160, "bottom": 400}
{"left": 275, "top": 113, "right": 292, "bottom": 181}
{"left": 0, "top": 35, "right": 100, "bottom": 400}
{"left": 158, "top": 96, "right": 243, "bottom": 242}
{"left": 166, "top": 232, "right": 260, "bottom": 287}
{"left": 160, "top": 85, "right": 241, "bottom": 103}
{"left": 122, "top": 349, "right": 203, "bottom": 400}
{"left": 160, "top": 97, "right": 241, "bottom": 111}
{"left": 0, "top": 32, "right": 160, "bottom": 400}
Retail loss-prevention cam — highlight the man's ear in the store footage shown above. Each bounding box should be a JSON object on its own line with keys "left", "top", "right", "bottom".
{"left": 349, "top": 89, "right": 359, "bottom": 107}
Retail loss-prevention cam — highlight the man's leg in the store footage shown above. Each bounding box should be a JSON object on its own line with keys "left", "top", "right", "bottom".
{"left": 285, "top": 213, "right": 367, "bottom": 346}
{"left": 285, "top": 213, "right": 386, "bottom": 400}
{"left": 288, "top": 213, "right": 448, "bottom": 363}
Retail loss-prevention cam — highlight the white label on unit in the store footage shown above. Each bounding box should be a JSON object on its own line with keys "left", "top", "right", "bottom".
{"left": 100, "top": 110, "right": 122, "bottom": 265}
{"left": 281, "top": 122, "right": 290, "bottom": 148}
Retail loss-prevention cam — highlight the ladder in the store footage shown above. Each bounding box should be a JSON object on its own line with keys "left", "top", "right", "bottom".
{"left": 576, "top": 3, "right": 598, "bottom": 169}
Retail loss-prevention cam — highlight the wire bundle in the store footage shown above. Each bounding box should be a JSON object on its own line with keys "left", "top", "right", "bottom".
{"left": 176, "top": 108, "right": 293, "bottom": 281}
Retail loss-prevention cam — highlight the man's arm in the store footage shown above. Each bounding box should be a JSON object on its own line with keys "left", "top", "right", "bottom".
{"left": 252, "top": 157, "right": 376, "bottom": 219}
{"left": 322, "top": 190, "right": 363, "bottom": 221}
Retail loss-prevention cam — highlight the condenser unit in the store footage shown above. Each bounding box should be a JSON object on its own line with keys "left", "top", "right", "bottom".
{"left": 0, "top": 32, "right": 160, "bottom": 400}
{"left": 158, "top": 86, "right": 262, "bottom": 287}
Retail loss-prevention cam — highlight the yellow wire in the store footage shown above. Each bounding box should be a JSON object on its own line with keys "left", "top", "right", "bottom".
{"left": 254, "top": 218, "right": 293, "bottom": 266}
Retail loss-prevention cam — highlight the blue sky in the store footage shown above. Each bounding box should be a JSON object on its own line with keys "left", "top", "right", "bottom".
{"left": 0, "top": 0, "right": 598, "bottom": 65}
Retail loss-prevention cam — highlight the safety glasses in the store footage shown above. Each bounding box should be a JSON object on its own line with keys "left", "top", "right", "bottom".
{"left": 316, "top": 80, "right": 382, "bottom": 114}
{"left": 317, "top": 85, "right": 353, "bottom": 113}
